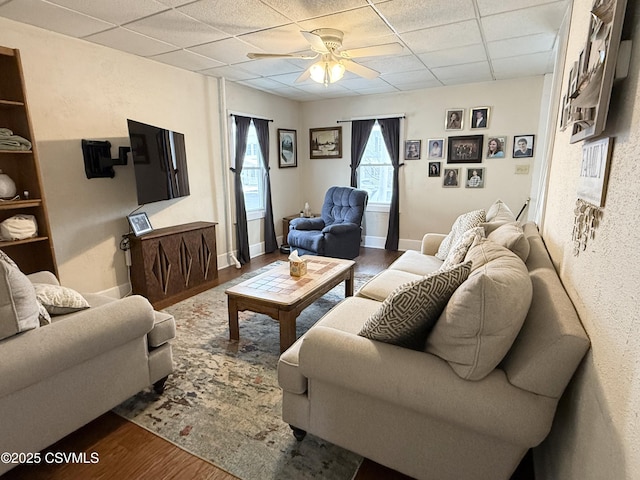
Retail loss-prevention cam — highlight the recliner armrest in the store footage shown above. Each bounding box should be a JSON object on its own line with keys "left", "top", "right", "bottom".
{"left": 298, "top": 326, "right": 555, "bottom": 446}
{"left": 289, "top": 217, "right": 325, "bottom": 231}
{"left": 321, "top": 222, "right": 359, "bottom": 234}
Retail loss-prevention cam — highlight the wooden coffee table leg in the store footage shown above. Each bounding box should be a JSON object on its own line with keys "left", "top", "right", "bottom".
{"left": 228, "top": 296, "right": 239, "bottom": 342}
{"left": 345, "top": 265, "right": 355, "bottom": 297}
{"left": 279, "top": 309, "right": 297, "bottom": 353}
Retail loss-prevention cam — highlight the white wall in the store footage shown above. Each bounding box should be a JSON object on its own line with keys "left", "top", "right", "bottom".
{"left": 0, "top": 17, "right": 224, "bottom": 295}
{"left": 535, "top": 0, "right": 640, "bottom": 478}
{"left": 298, "top": 77, "right": 545, "bottom": 248}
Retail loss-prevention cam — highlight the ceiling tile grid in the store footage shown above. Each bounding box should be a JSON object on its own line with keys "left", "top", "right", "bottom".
{"left": 0, "top": 0, "right": 569, "bottom": 101}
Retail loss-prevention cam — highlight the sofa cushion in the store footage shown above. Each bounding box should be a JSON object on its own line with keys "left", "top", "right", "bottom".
{"left": 0, "top": 254, "right": 40, "bottom": 341}
{"left": 357, "top": 269, "right": 422, "bottom": 301}
{"left": 33, "top": 283, "right": 90, "bottom": 315}
{"left": 279, "top": 296, "right": 381, "bottom": 394}
{"left": 426, "top": 242, "right": 532, "bottom": 380}
{"left": 358, "top": 262, "right": 471, "bottom": 350}
{"left": 435, "top": 209, "right": 486, "bottom": 260}
{"left": 388, "top": 249, "right": 443, "bottom": 276}
{"left": 487, "top": 222, "right": 530, "bottom": 262}
{"left": 440, "top": 226, "right": 484, "bottom": 270}
{"left": 148, "top": 311, "right": 176, "bottom": 347}
{"left": 482, "top": 199, "right": 517, "bottom": 234}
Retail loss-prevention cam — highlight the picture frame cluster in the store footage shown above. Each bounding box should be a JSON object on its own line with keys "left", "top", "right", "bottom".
{"left": 405, "top": 107, "right": 535, "bottom": 188}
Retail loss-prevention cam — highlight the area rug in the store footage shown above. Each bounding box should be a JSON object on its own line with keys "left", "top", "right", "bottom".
{"left": 114, "top": 263, "right": 373, "bottom": 480}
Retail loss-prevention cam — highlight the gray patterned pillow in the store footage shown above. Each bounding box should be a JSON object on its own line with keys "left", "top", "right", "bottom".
{"left": 435, "top": 209, "right": 486, "bottom": 260}
{"left": 358, "top": 262, "right": 471, "bottom": 350}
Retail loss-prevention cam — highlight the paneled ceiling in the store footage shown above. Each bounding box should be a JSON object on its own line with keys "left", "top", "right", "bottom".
{"left": 0, "top": 0, "right": 569, "bottom": 102}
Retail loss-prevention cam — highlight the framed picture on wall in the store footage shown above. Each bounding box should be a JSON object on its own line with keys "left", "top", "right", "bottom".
{"left": 445, "top": 109, "right": 464, "bottom": 130}
{"left": 310, "top": 127, "right": 342, "bottom": 159}
{"left": 443, "top": 168, "right": 460, "bottom": 187}
{"left": 486, "top": 136, "right": 506, "bottom": 158}
{"left": 404, "top": 140, "right": 421, "bottom": 160}
{"left": 513, "top": 135, "right": 535, "bottom": 158}
{"left": 447, "top": 135, "right": 484, "bottom": 164}
{"left": 465, "top": 167, "right": 485, "bottom": 188}
{"left": 428, "top": 162, "right": 441, "bottom": 177}
{"left": 278, "top": 129, "right": 297, "bottom": 168}
{"left": 470, "top": 107, "right": 490, "bottom": 129}
{"left": 427, "top": 138, "right": 444, "bottom": 159}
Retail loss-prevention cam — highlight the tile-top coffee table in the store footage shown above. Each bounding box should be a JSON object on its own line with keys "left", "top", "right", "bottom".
{"left": 225, "top": 256, "right": 355, "bottom": 353}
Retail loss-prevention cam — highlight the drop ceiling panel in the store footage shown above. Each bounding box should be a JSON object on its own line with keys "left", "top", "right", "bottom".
{"left": 477, "top": 0, "right": 563, "bottom": 17}
{"left": 261, "top": 0, "right": 368, "bottom": 22}
{"left": 297, "top": 7, "right": 394, "bottom": 45}
{"left": 177, "top": 0, "right": 290, "bottom": 36}
{"left": 488, "top": 33, "right": 557, "bottom": 59}
{"left": 418, "top": 44, "right": 488, "bottom": 69}
{"left": 189, "top": 37, "right": 260, "bottom": 65}
{"left": 0, "top": 0, "right": 113, "bottom": 38}
{"left": 492, "top": 51, "right": 554, "bottom": 78}
{"left": 239, "top": 24, "right": 312, "bottom": 53}
{"left": 150, "top": 50, "right": 224, "bottom": 71}
{"left": 375, "top": 0, "right": 476, "bottom": 32}
{"left": 432, "top": 61, "right": 492, "bottom": 81}
{"left": 85, "top": 27, "right": 176, "bottom": 57}
{"left": 401, "top": 21, "right": 483, "bottom": 54}
{"left": 233, "top": 58, "right": 303, "bottom": 76}
{"left": 358, "top": 54, "right": 426, "bottom": 75}
{"left": 481, "top": 2, "right": 567, "bottom": 42}
{"left": 381, "top": 68, "right": 437, "bottom": 86}
{"left": 126, "top": 10, "right": 228, "bottom": 48}
{"left": 48, "top": 0, "right": 169, "bottom": 26}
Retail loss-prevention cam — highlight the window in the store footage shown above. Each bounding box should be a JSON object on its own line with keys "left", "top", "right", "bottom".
{"left": 358, "top": 122, "right": 393, "bottom": 205}
{"left": 232, "top": 120, "right": 265, "bottom": 217}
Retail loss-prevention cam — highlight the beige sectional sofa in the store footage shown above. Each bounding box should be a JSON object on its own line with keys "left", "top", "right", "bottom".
{"left": 0, "top": 266, "right": 175, "bottom": 476}
{"left": 278, "top": 202, "right": 590, "bottom": 480}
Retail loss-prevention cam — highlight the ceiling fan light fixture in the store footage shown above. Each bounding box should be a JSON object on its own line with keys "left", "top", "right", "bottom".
{"left": 310, "top": 59, "right": 345, "bottom": 86}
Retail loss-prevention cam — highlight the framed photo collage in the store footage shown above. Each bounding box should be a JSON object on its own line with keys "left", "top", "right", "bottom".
{"left": 405, "top": 107, "right": 535, "bottom": 189}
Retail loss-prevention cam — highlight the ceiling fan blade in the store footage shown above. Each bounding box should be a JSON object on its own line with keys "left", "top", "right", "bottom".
{"left": 295, "top": 68, "right": 312, "bottom": 83}
{"left": 340, "top": 43, "right": 404, "bottom": 59}
{"left": 301, "top": 31, "right": 329, "bottom": 53}
{"left": 343, "top": 60, "right": 380, "bottom": 79}
{"left": 247, "top": 52, "right": 317, "bottom": 60}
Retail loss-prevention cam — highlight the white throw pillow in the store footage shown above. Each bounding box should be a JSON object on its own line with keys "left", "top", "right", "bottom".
{"left": 426, "top": 241, "right": 532, "bottom": 380}
{"left": 440, "top": 226, "right": 485, "bottom": 270}
{"left": 358, "top": 262, "right": 471, "bottom": 350}
{"left": 487, "top": 222, "right": 530, "bottom": 262}
{"left": 435, "top": 209, "right": 486, "bottom": 260}
{"left": 33, "top": 283, "right": 90, "bottom": 315}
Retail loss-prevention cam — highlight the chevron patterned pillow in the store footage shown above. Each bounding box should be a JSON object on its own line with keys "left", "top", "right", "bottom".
{"left": 358, "top": 262, "right": 471, "bottom": 350}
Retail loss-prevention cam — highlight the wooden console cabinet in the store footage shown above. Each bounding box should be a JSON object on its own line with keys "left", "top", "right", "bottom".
{"left": 129, "top": 221, "right": 218, "bottom": 309}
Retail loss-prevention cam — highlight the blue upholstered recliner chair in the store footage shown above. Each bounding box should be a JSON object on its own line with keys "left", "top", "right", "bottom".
{"left": 287, "top": 186, "right": 368, "bottom": 260}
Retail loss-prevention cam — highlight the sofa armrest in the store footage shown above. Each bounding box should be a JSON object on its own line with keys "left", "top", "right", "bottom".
{"left": 289, "top": 217, "right": 325, "bottom": 231}
{"left": 322, "top": 222, "right": 359, "bottom": 235}
{"left": 298, "top": 326, "right": 555, "bottom": 446}
{"left": 0, "top": 295, "right": 155, "bottom": 398}
{"left": 27, "top": 271, "right": 60, "bottom": 286}
{"left": 421, "top": 233, "right": 447, "bottom": 255}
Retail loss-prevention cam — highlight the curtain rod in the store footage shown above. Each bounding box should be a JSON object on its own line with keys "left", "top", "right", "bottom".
{"left": 229, "top": 113, "right": 273, "bottom": 122}
{"left": 337, "top": 115, "right": 405, "bottom": 123}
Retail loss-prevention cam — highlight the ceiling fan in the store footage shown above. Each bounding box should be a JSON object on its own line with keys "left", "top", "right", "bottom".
{"left": 247, "top": 28, "right": 403, "bottom": 86}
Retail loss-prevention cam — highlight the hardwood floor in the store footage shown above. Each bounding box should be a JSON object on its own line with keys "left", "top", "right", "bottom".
{"left": 2, "top": 248, "right": 533, "bottom": 480}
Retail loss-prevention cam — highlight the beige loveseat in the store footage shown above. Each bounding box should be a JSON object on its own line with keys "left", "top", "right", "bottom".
{"left": 278, "top": 203, "right": 590, "bottom": 480}
{"left": 0, "top": 266, "right": 175, "bottom": 476}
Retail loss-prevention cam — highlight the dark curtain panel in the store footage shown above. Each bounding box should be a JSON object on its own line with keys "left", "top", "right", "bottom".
{"left": 350, "top": 119, "right": 376, "bottom": 187}
{"left": 233, "top": 116, "right": 251, "bottom": 264}
{"left": 378, "top": 117, "right": 401, "bottom": 251}
{"left": 253, "top": 118, "right": 277, "bottom": 253}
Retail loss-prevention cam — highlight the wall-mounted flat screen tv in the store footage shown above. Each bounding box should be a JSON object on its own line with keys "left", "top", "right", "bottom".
{"left": 127, "top": 119, "right": 190, "bottom": 205}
